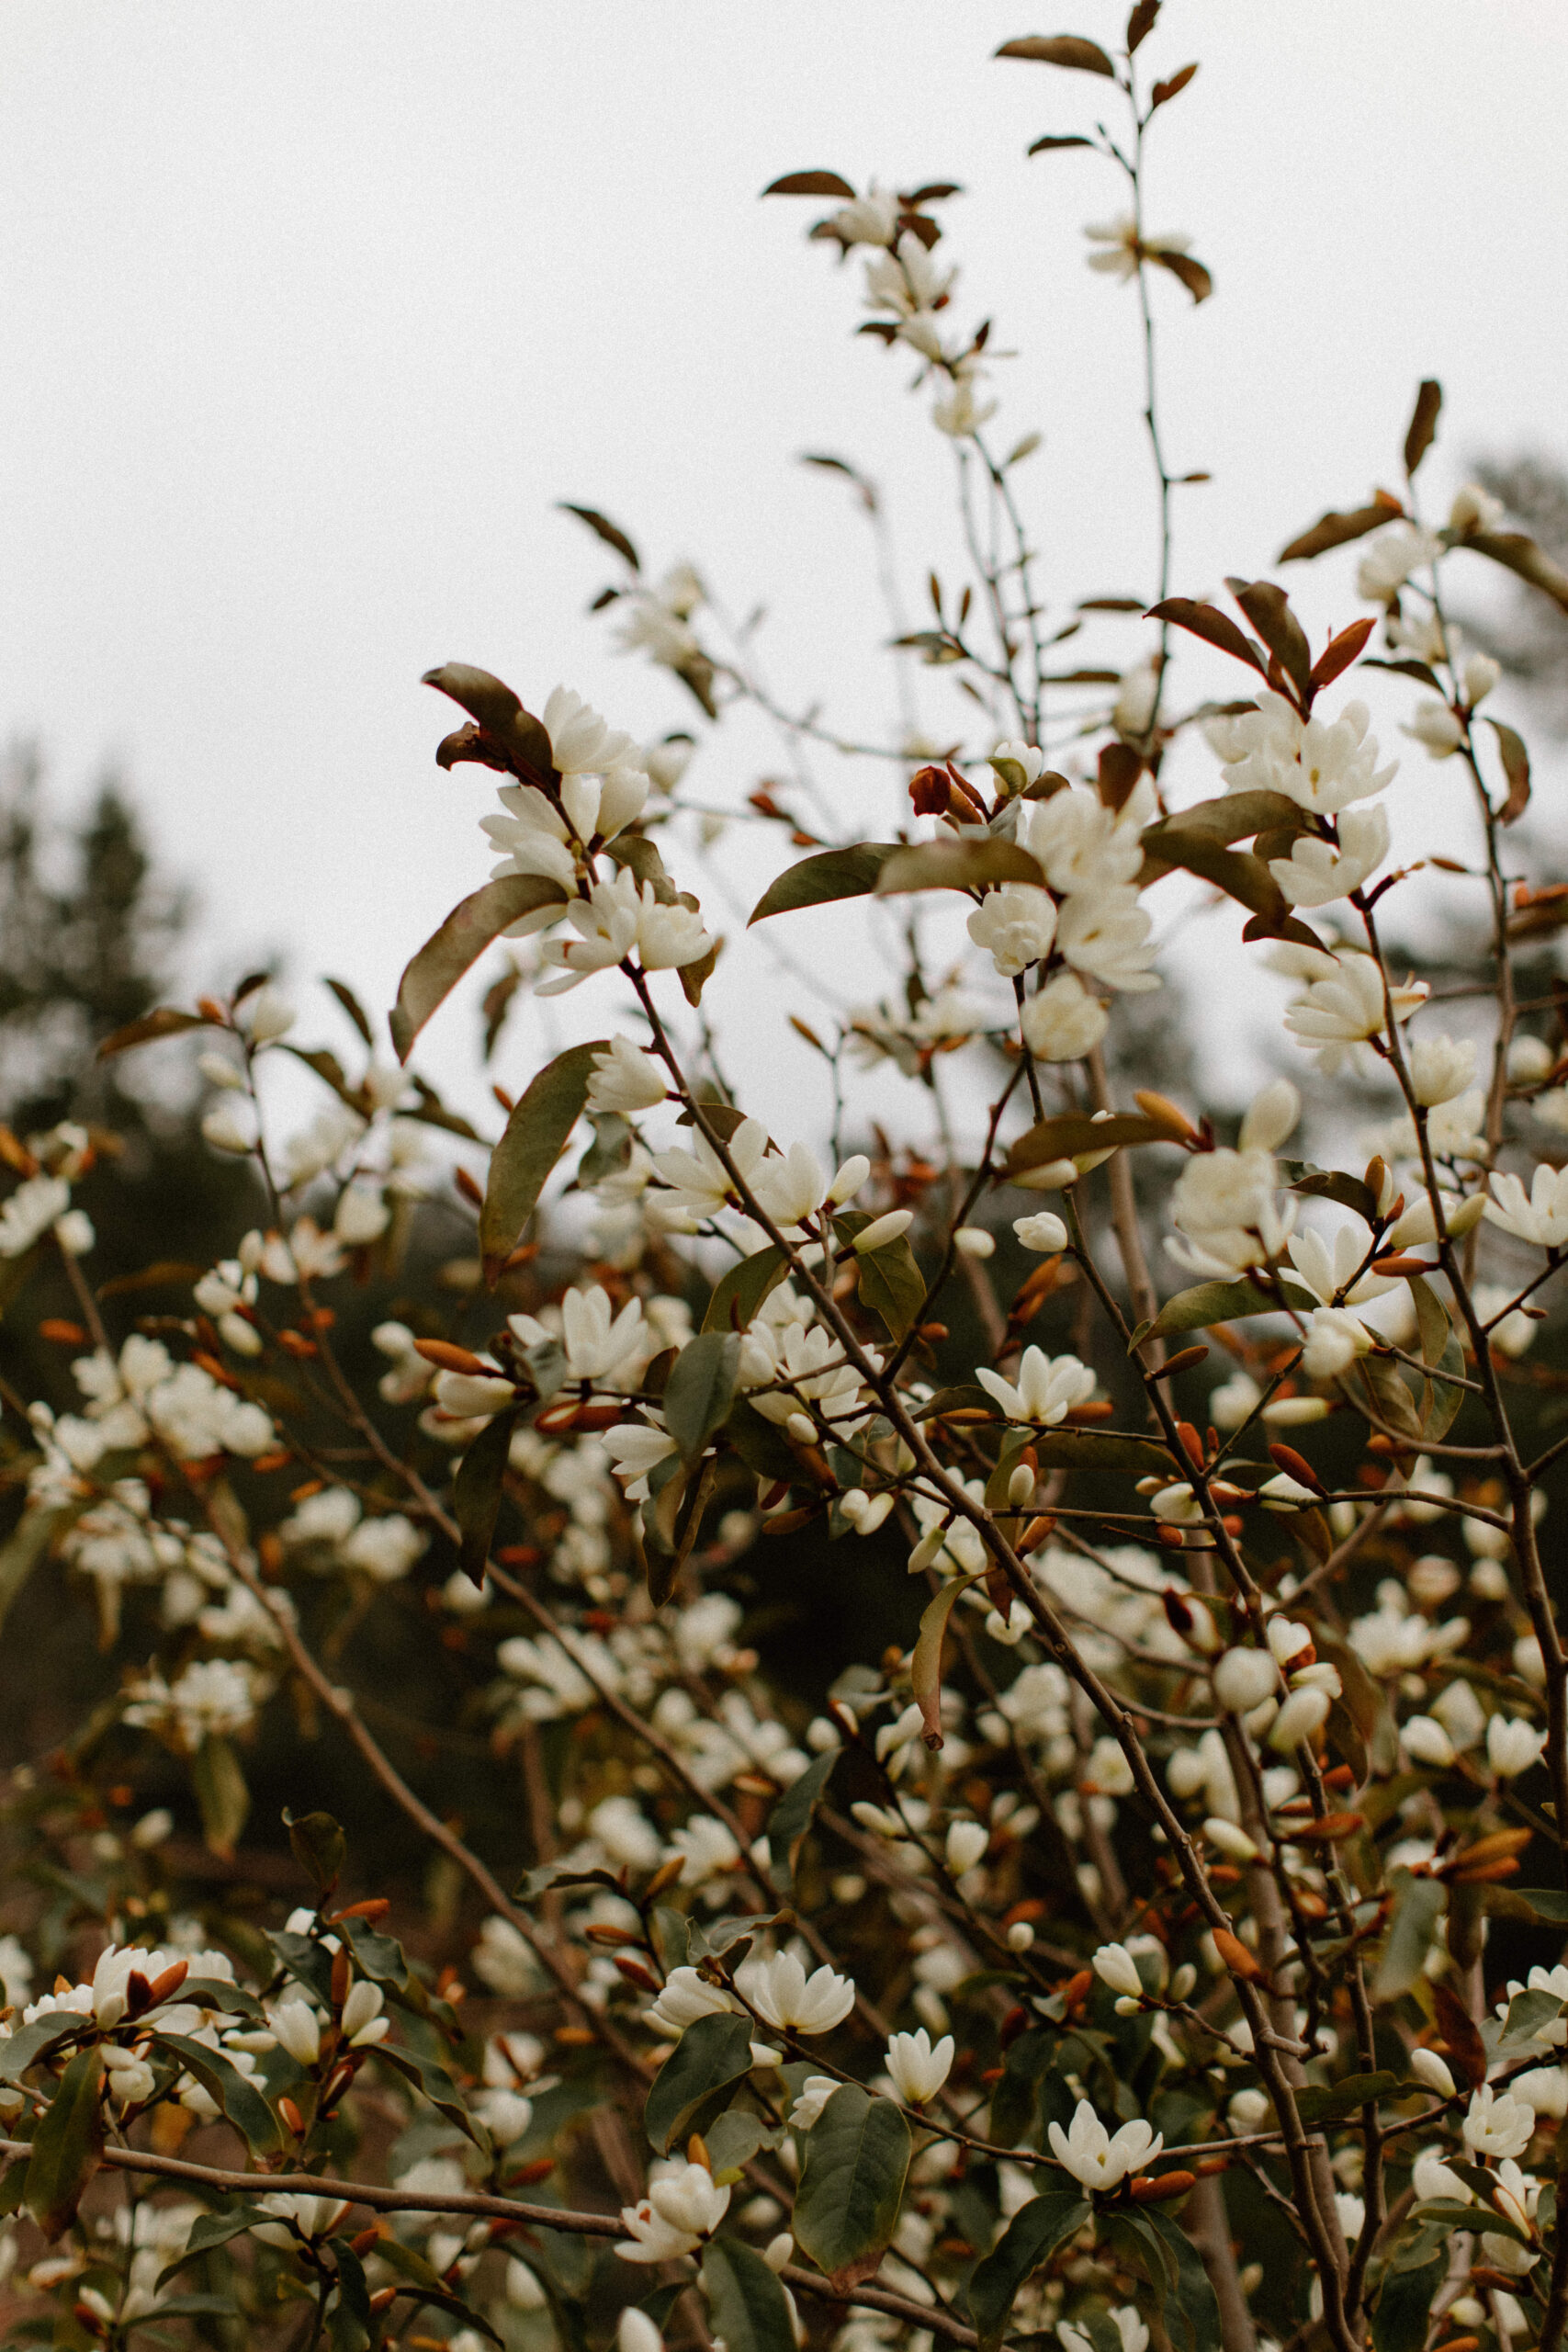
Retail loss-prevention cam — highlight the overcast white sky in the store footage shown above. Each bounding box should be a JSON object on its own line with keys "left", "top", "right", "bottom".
{"left": 4, "top": 2, "right": 1566, "bottom": 1135}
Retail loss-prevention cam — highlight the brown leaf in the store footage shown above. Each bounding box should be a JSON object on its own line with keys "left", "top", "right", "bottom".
{"left": 1098, "top": 741, "right": 1144, "bottom": 811}
{"left": 1126, "top": 0, "right": 1160, "bottom": 50}
{"left": 1278, "top": 500, "right": 1402, "bottom": 563}
{"left": 1150, "top": 61, "right": 1198, "bottom": 107}
{"left": 1147, "top": 597, "right": 1265, "bottom": 675}
{"left": 1148, "top": 248, "right": 1213, "bottom": 302}
{"left": 97, "top": 1006, "right": 214, "bottom": 1059}
{"left": 761, "top": 170, "right": 857, "bottom": 198}
{"left": 996, "top": 34, "right": 1118, "bottom": 75}
{"left": 1488, "top": 720, "right": 1532, "bottom": 825}
{"left": 434, "top": 721, "right": 513, "bottom": 775}
{"left": 558, "top": 503, "right": 640, "bottom": 572}
{"left": 1027, "top": 134, "right": 1096, "bottom": 153}
{"left": 1404, "top": 379, "right": 1442, "bottom": 479}
{"left": 1228, "top": 579, "right": 1312, "bottom": 701}
{"left": 1464, "top": 529, "right": 1568, "bottom": 616}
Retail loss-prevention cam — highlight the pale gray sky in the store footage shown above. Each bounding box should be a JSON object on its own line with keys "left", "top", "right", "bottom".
{"left": 4, "top": 2, "right": 1565, "bottom": 1130}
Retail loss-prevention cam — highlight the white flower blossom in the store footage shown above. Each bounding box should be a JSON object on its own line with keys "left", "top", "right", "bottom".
{"left": 885, "top": 2027, "right": 954, "bottom": 2105}
{"left": 1047, "top": 2098, "right": 1162, "bottom": 2190}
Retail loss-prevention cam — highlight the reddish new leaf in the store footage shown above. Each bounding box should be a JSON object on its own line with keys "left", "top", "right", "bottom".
{"left": 1308, "top": 616, "right": 1376, "bottom": 694}
{"left": 1150, "top": 61, "right": 1198, "bottom": 107}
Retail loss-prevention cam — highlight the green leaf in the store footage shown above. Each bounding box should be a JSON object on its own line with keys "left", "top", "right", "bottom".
{"left": 283, "top": 1808, "right": 345, "bottom": 1895}
{"left": 721, "top": 1396, "right": 800, "bottom": 1485}
{"left": 1495, "top": 1986, "right": 1565, "bottom": 2060}
{"left": 1372, "top": 2254, "right": 1445, "bottom": 2352}
{"left": 1409, "top": 1273, "right": 1465, "bottom": 1443}
{"left": 1140, "top": 2204, "right": 1223, "bottom": 2352}
{"left": 1007, "top": 1110, "right": 1174, "bottom": 1176}
{"left": 96, "top": 1005, "right": 216, "bottom": 1059}
{"left": 645, "top": 1454, "right": 718, "bottom": 1607}
{"left": 1501, "top": 1887, "right": 1568, "bottom": 1925}
{"left": 853, "top": 1231, "right": 926, "bottom": 1341}
{"left": 995, "top": 33, "right": 1116, "bottom": 74}
{"left": 191, "top": 1734, "right": 249, "bottom": 1859}
{"left": 156, "top": 2204, "right": 277, "bottom": 2290}
{"left": 765, "top": 1749, "right": 839, "bottom": 1893}
{"left": 912, "top": 1575, "right": 983, "bottom": 1749}
{"left": 374, "top": 2042, "right": 486, "bottom": 2144}
{"left": 267, "top": 1928, "right": 335, "bottom": 2006}
{"left": 874, "top": 839, "right": 1044, "bottom": 896}
{"left": 1032, "top": 1428, "right": 1174, "bottom": 1475}
{"left": 329, "top": 2236, "right": 373, "bottom": 2352}
{"left": 1288, "top": 1164, "right": 1379, "bottom": 1219}
{"left": 26, "top": 2044, "right": 105, "bottom": 2238}
{"left": 1372, "top": 1871, "right": 1447, "bottom": 2000}
{"left": 1280, "top": 501, "right": 1400, "bottom": 564}
{"left": 454, "top": 1408, "right": 520, "bottom": 1584}
{"left": 664, "top": 1333, "right": 743, "bottom": 1464}
{"left": 688, "top": 1910, "right": 791, "bottom": 1963}
{"left": 702, "top": 2238, "right": 796, "bottom": 2352}
{"left": 703, "top": 1246, "right": 791, "bottom": 1335}
{"left": 1414, "top": 2195, "right": 1529, "bottom": 2247}
{"left": 390, "top": 875, "right": 569, "bottom": 1063}
{"left": 749, "top": 843, "right": 899, "bottom": 925}
{"left": 0, "top": 2014, "right": 89, "bottom": 2085}
{"left": 644, "top": 2012, "right": 756, "bottom": 2154}
{"left": 0, "top": 1507, "right": 62, "bottom": 1642}
{"left": 516, "top": 1861, "right": 624, "bottom": 1903}
{"left": 966, "top": 2191, "right": 1089, "bottom": 2352}
{"left": 986, "top": 2028, "right": 1053, "bottom": 2149}
{"left": 1294, "top": 2070, "right": 1402, "bottom": 2127}
{"left": 705, "top": 2111, "right": 786, "bottom": 2178}
{"left": 794, "top": 2085, "right": 911, "bottom": 2291}
{"left": 153, "top": 2032, "right": 280, "bottom": 2155}
{"left": 1140, "top": 1273, "right": 1313, "bottom": 1340}
{"left": 479, "top": 1040, "right": 606, "bottom": 1280}
{"left": 1343, "top": 1351, "right": 1423, "bottom": 1442}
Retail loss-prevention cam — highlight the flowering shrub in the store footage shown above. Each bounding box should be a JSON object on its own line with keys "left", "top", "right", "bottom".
{"left": 4, "top": 15, "right": 1568, "bottom": 2352}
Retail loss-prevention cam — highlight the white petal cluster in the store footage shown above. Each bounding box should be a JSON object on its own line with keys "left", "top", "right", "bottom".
{"left": 1047, "top": 2098, "right": 1162, "bottom": 2189}
{"left": 1213, "top": 692, "right": 1396, "bottom": 818}
{"left": 615, "top": 2161, "right": 730, "bottom": 2264}
{"left": 736, "top": 1951, "right": 855, "bottom": 2034}
{"left": 976, "top": 1346, "right": 1095, "bottom": 1427}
